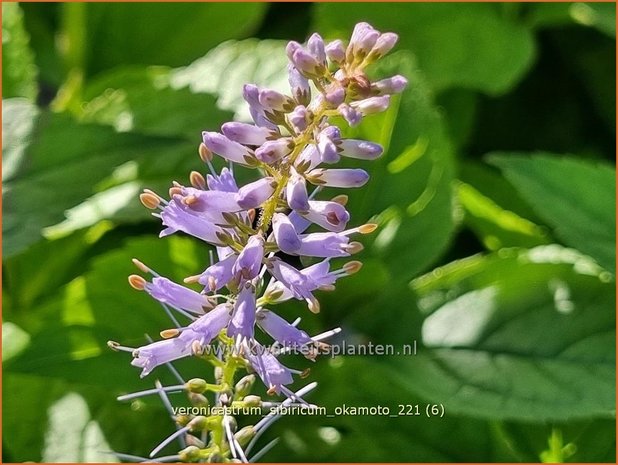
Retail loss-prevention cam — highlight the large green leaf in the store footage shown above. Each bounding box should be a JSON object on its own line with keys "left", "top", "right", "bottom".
{"left": 387, "top": 245, "right": 615, "bottom": 421}
{"left": 2, "top": 107, "right": 194, "bottom": 257}
{"left": 313, "top": 3, "right": 536, "bottom": 95}
{"left": 490, "top": 153, "right": 616, "bottom": 272}
{"left": 2, "top": 3, "right": 38, "bottom": 100}
{"left": 80, "top": 3, "right": 267, "bottom": 76}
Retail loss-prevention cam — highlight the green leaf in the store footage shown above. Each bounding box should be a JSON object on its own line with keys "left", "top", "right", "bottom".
{"left": 313, "top": 3, "right": 536, "bottom": 94}
{"left": 171, "top": 39, "right": 289, "bottom": 120}
{"left": 2, "top": 322, "right": 31, "bottom": 362}
{"left": 457, "top": 181, "right": 550, "bottom": 250}
{"left": 490, "top": 153, "right": 616, "bottom": 272}
{"left": 82, "top": 3, "right": 267, "bottom": 76}
{"left": 2, "top": 3, "right": 38, "bottom": 100}
{"left": 569, "top": 3, "right": 616, "bottom": 37}
{"left": 1, "top": 105, "right": 199, "bottom": 256}
{"left": 80, "top": 66, "right": 232, "bottom": 140}
{"left": 2, "top": 99, "right": 39, "bottom": 183}
{"left": 389, "top": 245, "right": 615, "bottom": 421}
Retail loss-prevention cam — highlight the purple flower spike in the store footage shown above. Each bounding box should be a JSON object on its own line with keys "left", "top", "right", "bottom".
{"left": 236, "top": 177, "right": 276, "bottom": 209}
{"left": 221, "top": 122, "right": 273, "bottom": 146}
{"left": 325, "top": 39, "right": 346, "bottom": 63}
{"left": 198, "top": 252, "right": 237, "bottom": 291}
{"left": 303, "top": 200, "right": 350, "bottom": 232}
{"left": 160, "top": 200, "right": 222, "bottom": 244}
{"left": 147, "top": 277, "right": 211, "bottom": 314}
{"left": 202, "top": 131, "right": 254, "bottom": 165}
{"left": 340, "top": 139, "right": 384, "bottom": 160}
{"left": 272, "top": 212, "right": 302, "bottom": 254}
{"left": 255, "top": 138, "right": 294, "bottom": 164}
{"left": 233, "top": 235, "right": 264, "bottom": 280}
{"left": 286, "top": 168, "right": 310, "bottom": 212}
{"left": 257, "top": 309, "right": 312, "bottom": 347}
{"left": 307, "top": 168, "right": 370, "bottom": 188}
{"left": 228, "top": 283, "right": 256, "bottom": 341}
{"left": 247, "top": 348, "right": 294, "bottom": 393}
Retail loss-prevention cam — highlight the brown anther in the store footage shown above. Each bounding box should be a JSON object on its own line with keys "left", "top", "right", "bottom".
{"left": 189, "top": 171, "right": 206, "bottom": 189}
{"left": 343, "top": 260, "right": 363, "bottom": 274}
{"left": 169, "top": 186, "right": 182, "bottom": 198}
{"left": 128, "top": 274, "right": 147, "bottom": 290}
{"left": 191, "top": 340, "right": 204, "bottom": 356}
{"left": 359, "top": 223, "right": 378, "bottom": 234}
{"left": 331, "top": 194, "right": 348, "bottom": 206}
{"left": 183, "top": 275, "right": 200, "bottom": 284}
{"left": 300, "top": 368, "right": 311, "bottom": 379}
{"left": 139, "top": 192, "right": 160, "bottom": 209}
{"left": 131, "top": 258, "right": 150, "bottom": 273}
{"left": 308, "top": 297, "right": 321, "bottom": 314}
{"left": 318, "top": 284, "right": 336, "bottom": 292}
{"left": 199, "top": 143, "right": 213, "bottom": 163}
{"left": 107, "top": 340, "right": 120, "bottom": 351}
{"left": 183, "top": 195, "right": 198, "bottom": 206}
{"left": 160, "top": 328, "right": 180, "bottom": 339}
{"left": 267, "top": 385, "right": 278, "bottom": 396}
{"left": 346, "top": 241, "right": 364, "bottom": 254}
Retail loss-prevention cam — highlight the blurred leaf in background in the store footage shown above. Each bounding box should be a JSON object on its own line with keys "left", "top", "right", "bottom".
{"left": 3, "top": 2, "right": 615, "bottom": 463}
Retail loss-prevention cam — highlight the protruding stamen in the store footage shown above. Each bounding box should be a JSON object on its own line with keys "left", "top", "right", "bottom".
{"left": 331, "top": 194, "right": 348, "bottom": 206}
{"left": 140, "top": 192, "right": 161, "bottom": 209}
{"left": 312, "top": 327, "right": 342, "bottom": 342}
{"left": 132, "top": 258, "right": 157, "bottom": 275}
{"left": 107, "top": 340, "right": 135, "bottom": 352}
{"left": 160, "top": 328, "right": 181, "bottom": 339}
{"left": 307, "top": 297, "right": 320, "bottom": 314}
{"left": 358, "top": 223, "right": 378, "bottom": 234}
{"left": 169, "top": 186, "right": 182, "bottom": 198}
{"left": 198, "top": 143, "right": 213, "bottom": 163}
{"left": 300, "top": 368, "right": 311, "bottom": 378}
{"left": 128, "top": 274, "right": 147, "bottom": 290}
{"left": 343, "top": 260, "right": 363, "bottom": 274}
{"left": 183, "top": 275, "right": 200, "bottom": 284}
{"left": 344, "top": 241, "right": 364, "bottom": 254}
{"left": 318, "top": 284, "right": 336, "bottom": 292}
{"left": 189, "top": 171, "right": 206, "bottom": 189}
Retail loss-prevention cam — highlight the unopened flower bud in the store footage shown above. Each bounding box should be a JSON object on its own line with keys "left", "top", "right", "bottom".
{"left": 186, "top": 378, "right": 208, "bottom": 393}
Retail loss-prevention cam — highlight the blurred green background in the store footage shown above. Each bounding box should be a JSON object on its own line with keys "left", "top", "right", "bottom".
{"left": 2, "top": 2, "right": 616, "bottom": 462}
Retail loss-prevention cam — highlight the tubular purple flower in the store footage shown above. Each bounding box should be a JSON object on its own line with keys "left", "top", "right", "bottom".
{"left": 306, "top": 168, "right": 370, "bottom": 188}
{"left": 202, "top": 131, "right": 255, "bottom": 165}
{"left": 288, "top": 65, "right": 311, "bottom": 105}
{"left": 246, "top": 349, "right": 294, "bottom": 394}
{"left": 317, "top": 126, "right": 341, "bottom": 164}
{"left": 146, "top": 277, "right": 211, "bottom": 314}
{"left": 286, "top": 168, "right": 310, "bottom": 212}
{"left": 243, "top": 84, "right": 276, "bottom": 129}
{"left": 307, "top": 33, "right": 326, "bottom": 64}
{"left": 325, "top": 39, "right": 346, "bottom": 63}
{"left": 236, "top": 177, "right": 276, "bottom": 209}
{"left": 302, "top": 200, "right": 350, "bottom": 232}
{"left": 291, "top": 49, "right": 323, "bottom": 77}
{"left": 372, "top": 75, "right": 408, "bottom": 95}
{"left": 296, "top": 143, "right": 321, "bottom": 170}
{"left": 368, "top": 32, "right": 399, "bottom": 59}
{"left": 256, "top": 309, "right": 312, "bottom": 347}
{"left": 206, "top": 167, "right": 238, "bottom": 193}
{"left": 337, "top": 103, "right": 362, "bottom": 127}
{"left": 339, "top": 139, "right": 383, "bottom": 160}
{"left": 351, "top": 95, "right": 391, "bottom": 115}
{"left": 296, "top": 232, "right": 350, "bottom": 258}
{"left": 160, "top": 199, "right": 223, "bottom": 244}
{"left": 131, "top": 338, "right": 192, "bottom": 378}
{"left": 272, "top": 212, "right": 302, "bottom": 254}
{"left": 197, "top": 252, "right": 237, "bottom": 291}
{"left": 179, "top": 187, "right": 241, "bottom": 216}
{"left": 259, "top": 89, "right": 293, "bottom": 113}
{"left": 189, "top": 302, "right": 234, "bottom": 343}
{"left": 285, "top": 41, "right": 303, "bottom": 62}
{"left": 267, "top": 258, "right": 316, "bottom": 304}
{"left": 221, "top": 122, "right": 273, "bottom": 146}
{"left": 255, "top": 138, "right": 294, "bottom": 164}
{"left": 227, "top": 284, "right": 256, "bottom": 341}
{"left": 232, "top": 235, "right": 264, "bottom": 280}
{"left": 288, "top": 105, "right": 309, "bottom": 133}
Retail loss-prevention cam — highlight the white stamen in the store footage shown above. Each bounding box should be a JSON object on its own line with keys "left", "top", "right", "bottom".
{"left": 149, "top": 425, "right": 190, "bottom": 457}
{"left": 249, "top": 438, "right": 280, "bottom": 462}
{"left": 117, "top": 384, "right": 186, "bottom": 402}
{"left": 312, "top": 327, "right": 342, "bottom": 342}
